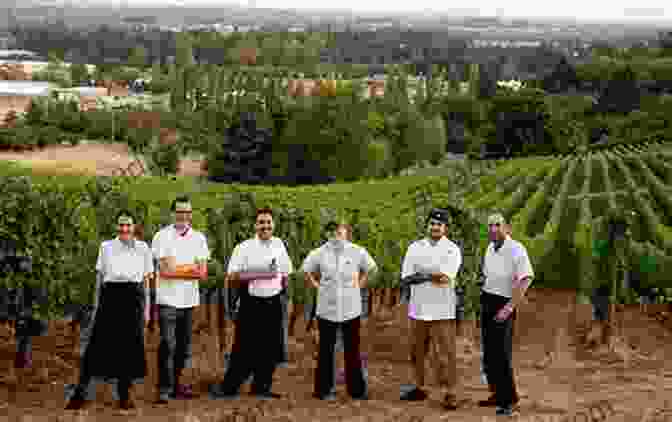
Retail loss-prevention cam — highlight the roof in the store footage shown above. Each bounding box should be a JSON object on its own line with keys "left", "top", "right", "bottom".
{"left": 0, "top": 49, "right": 40, "bottom": 56}
{"left": 0, "top": 81, "right": 54, "bottom": 96}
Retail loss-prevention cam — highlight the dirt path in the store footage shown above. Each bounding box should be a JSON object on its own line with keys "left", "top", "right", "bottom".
{"left": 0, "top": 289, "right": 670, "bottom": 422}
{"left": 0, "top": 142, "right": 206, "bottom": 177}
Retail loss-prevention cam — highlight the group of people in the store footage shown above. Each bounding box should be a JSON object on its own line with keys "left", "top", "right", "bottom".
{"left": 62, "top": 195, "right": 535, "bottom": 418}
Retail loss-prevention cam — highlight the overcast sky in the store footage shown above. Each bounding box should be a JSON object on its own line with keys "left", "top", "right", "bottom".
{"left": 106, "top": 0, "right": 671, "bottom": 22}
{"left": 31, "top": 0, "right": 672, "bottom": 23}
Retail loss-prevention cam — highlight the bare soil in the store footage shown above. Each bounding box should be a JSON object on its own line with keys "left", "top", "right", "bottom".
{"left": 0, "top": 289, "right": 671, "bottom": 422}
{"left": 0, "top": 142, "right": 206, "bottom": 177}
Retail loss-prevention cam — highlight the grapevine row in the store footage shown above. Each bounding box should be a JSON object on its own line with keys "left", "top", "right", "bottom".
{"left": 642, "top": 153, "right": 672, "bottom": 186}
{"left": 610, "top": 152, "right": 671, "bottom": 251}
{"left": 567, "top": 154, "right": 587, "bottom": 197}
{"left": 541, "top": 158, "right": 579, "bottom": 241}
{"left": 472, "top": 173, "right": 528, "bottom": 209}
{"left": 589, "top": 153, "right": 605, "bottom": 195}
{"left": 574, "top": 154, "right": 595, "bottom": 289}
{"left": 518, "top": 158, "right": 569, "bottom": 237}
{"left": 598, "top": 151, "right": 618, "bottom": 213}
{"left": 464, "top": 161, "right": 528, "bottom": 205}
{"left": 631, "top": 156, "right": 672, "bottom": 227}
{"left": 499, "top": 163, "right": 553, "bottom": 219}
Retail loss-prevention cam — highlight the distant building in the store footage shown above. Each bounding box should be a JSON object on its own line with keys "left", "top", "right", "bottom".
{"left": 0, "top": 80, "right": 53, "bottom": 96}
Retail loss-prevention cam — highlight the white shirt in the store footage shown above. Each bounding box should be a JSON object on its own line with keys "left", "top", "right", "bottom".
{"left": 151, "top": 225, "right": 210, "bottom": 308}
{"left": 96, "top": 238, "right": 153, "bottom": 283}
{"left": 303, "top": 240, "right": 377, "bottom": 323}
{"left": 483, "top": 235, "right": 534, "bottom": 299}
{"left": 228, "top": 235, "right": 294, "bottom": 298}
{"left": 401, "top": 237, "right": 462, "bottom": 321}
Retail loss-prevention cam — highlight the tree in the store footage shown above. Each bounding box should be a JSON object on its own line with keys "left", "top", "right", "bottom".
{"left": 542, "top": 57, "right": 580, "bottom": 93}
{"left": 595, "top": 64, "right": 641, "bottom": 114}
{"left": 658, "top": 30, "right": 672, "bottom": 57}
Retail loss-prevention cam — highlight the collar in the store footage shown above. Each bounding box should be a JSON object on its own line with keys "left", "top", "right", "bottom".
{"left": 255, "top": 234, "right": 273, "bottom": 245}
{"left": 327, "top": 238, "right": 349, "bottom": 250}
{"left": 173, "top": 224, "right": 191, "bottom": 237}
{"left": 426, "top": 236, "right": 445, "bottom": 247}
{"left": 492, "top": 235, "right": 511, "bottom": 252}
{"left": 114, "top": 237, "right": 136, "bottom": 249}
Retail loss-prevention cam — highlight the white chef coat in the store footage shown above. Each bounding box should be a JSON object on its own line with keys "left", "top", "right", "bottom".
{"left": 303, "top": 240, "right": 377, "bottom": 323}
{"left": 96, "top": 237, "right": 153, "bottom": 284}
{"left": 227, "top": 235, "right": 294, "bottom": 298}
{"left": 400, "top": 237, "right": 462, "bottom": 321}
{"left": 482, "top": 235, "right": 534, "bottom": 299}
{"left": 151, "top": 225, "right": 210, "bottom": 308}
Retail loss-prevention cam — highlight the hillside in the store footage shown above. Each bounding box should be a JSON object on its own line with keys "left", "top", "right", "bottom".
{"left": 461, "top": 139, "right": 672, "bottom": 291}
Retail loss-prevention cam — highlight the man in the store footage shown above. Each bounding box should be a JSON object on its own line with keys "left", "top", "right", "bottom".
{"left": 65, "top": 210, "right": 153, "bottom": 411}
{"left": 399, "top": 208, "right": 462, "bottom": 411}
{"left": 313, "top": 224, "right": 372, "bottom": 389}
{"left": 151, "top": 196, "right": 210, "bottom": 403}
{"left": 304, "top": 221, "right": 377, "bottom": 401}
{"left": 479, "top": 213, "right": 534, "bottom": 417}
{"left": 209, "top": 206, "right": 293, "bottom": 400}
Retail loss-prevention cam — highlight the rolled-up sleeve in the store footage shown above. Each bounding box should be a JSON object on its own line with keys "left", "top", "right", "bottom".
{"left": 513, "top": 245, "right": 534, "bottom": 286}
{"left": 151, "top": 231, "right": 161, "bottom": 260}
{"left": 200, "top": 233, "right": 211, "bottom": 261}
{"left": 227, "top": 244, "right": 244, "bottom": 273}
{"left": 400, "top": 243, "right": 416, "bottom": 279}
{"left": 95, "top": 244, "right": 105, "bottom": 273}
{"left": 302, "top": 249, "right": 320, "bottom": 274}
{"left": 360, "top": 248, "right": 377, "bottom": 274}
{"left": 278, "top": 240, "right": 294, "bottom": 274}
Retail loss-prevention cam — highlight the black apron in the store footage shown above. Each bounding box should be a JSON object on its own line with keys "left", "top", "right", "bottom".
{"left": 83, "top": 282, "right": 146, "bottom": 383}
{"left": 238, "top": 286, "right": 284, "bottom": 366}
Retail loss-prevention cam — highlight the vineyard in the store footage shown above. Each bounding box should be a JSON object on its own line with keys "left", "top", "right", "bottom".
{"left": 461, "top": 138, "right": 672, "bottom": 300}
{"left": 0, "top": 164, "right": 502, "bottom": 321}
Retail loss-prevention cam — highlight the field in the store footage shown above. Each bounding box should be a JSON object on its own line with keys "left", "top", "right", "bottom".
{"left": 462, "top": 139, "right": 672, "bottom": 289}
{"left": 0, "top": 141, "right": 206, "bottom": 177}
{"left": 1, "top": 289, "right": 671, "bottom": 422}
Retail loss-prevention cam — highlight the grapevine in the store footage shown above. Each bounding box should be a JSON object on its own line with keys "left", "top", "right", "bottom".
{"left": 498, "top": 162, "right": 553, "bottom": 218}
{"left": 513, "top": 158, "right": 567, "bottom": 237}
{"left": 542, "top": 158, "right": 579, "bottom": 240}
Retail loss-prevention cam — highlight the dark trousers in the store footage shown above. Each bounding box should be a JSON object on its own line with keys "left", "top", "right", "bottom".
{"left": 73, "top": 365, "right": 131, "bottom": 401}
{"left": 591, "top": 288, "right": 610, "bottom": 321}
{"left": 279, "top": 289, "right": 289, "bottom": 363}
{"left": 158, "top": 305, "right": 193, "bottom": 394}
{"left": 481, "top": 291, "right": 519, "bottom": 407}
{"left": 220, "top": 293, "right": 283, "bottom": 394}
{"left": 314, "top": 316, "right": 366, "bottom": 398}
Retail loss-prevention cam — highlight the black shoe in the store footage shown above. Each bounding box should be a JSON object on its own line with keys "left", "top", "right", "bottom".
{"left": 64, "top": 397, "right": 89, "bottom": 411}
{"left": 352, "top": 392, "right": 368, "bottom": 400}
{"left": 496, "top": 403, "right": 521, "bottom": 417}
{"left": 313, "top": 392, "right": 337, "bottom": 401}
{"left": 478, "top": 394, "right": 498, "bottom": 407}
{"left": 400, "top": 387, "right": 427, "bottom": 401}
{"left": 119, "top": 398, "right": 136, "bottom": 410}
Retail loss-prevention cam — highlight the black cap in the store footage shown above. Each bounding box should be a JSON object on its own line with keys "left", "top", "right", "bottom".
{"left": 426, "top": 208, "right": 450, "bottom": 225}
